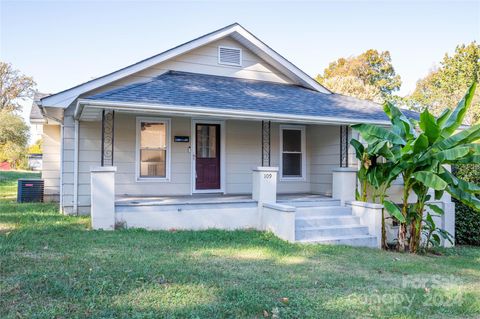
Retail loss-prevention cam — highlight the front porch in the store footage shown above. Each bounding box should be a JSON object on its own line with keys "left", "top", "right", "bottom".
{"left": 115, "top": 193, "right": 332, "bottom": 206}
{"left": 90, "top": 165, "right": 379, "bottom": 247}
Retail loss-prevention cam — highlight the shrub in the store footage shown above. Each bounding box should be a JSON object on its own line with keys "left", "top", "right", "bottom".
{"left": 453, "top": 164, "right": 480, "bottom": 246}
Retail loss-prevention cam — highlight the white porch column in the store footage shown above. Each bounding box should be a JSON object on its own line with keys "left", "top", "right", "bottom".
{"left": 332, "top": 167, "right": 357, "bottom": 205}
{"left": 90, "top": 166, "right": 117, "bottom": 230}
{"left": 252, "top": 167, "right": 278, "bottom": 205}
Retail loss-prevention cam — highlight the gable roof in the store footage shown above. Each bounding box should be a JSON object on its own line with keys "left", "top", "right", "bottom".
{"left": 40, "top": 23, "right": 330, "bottom": 108}
{"left": 83, "top": 71, "right": 418, "bottom": 124}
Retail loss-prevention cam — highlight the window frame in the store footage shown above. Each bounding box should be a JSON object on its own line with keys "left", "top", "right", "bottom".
{"left": 279, "top": 125, "right": 306, "bottom": 181}
{"left": 135, "top": 117, "right": 171, "bottom": 182}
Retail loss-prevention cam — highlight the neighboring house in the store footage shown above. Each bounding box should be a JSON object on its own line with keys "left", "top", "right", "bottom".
{"left": 35, "top": 23, "right": 455, "bottom": 247}
{"left": 27, "top": 154, "right": 43, "bottom": 171}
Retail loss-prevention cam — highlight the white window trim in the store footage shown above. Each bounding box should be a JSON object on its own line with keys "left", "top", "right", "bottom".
{"left": 279, "top": 125, "right": 306, "bottom": 182}
{"left": 135, "top": 117, "right": 171, "bottom": 182}
{"left": 217, "top": 46, "right": 242, "bottom": 67}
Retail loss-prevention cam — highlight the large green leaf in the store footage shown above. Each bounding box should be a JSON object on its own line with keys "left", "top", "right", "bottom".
{"left": 383, "top": 200, "right": 406, "bottom": 223}
{"left": 465, "top": 143, "right": 480, "bottom": 154}
{"left": 352, "top": 123, "right": 406, "bottom": 145}
{"left": 436, "top": 108, "right": 452, "bottom": 128}
{"left": 456, "top": 155, "right": 480, "bottom": 164}
{"left": 433, "top": 124, "right": 480, "bottom": 150}
{"left": 426, "top": 203, "right": 444, "bottom": 216}
{"left": 440, "top": 170, "right": 480, "bottom": 194}
{"left": 447, "top": 185, "right": 480, "bottom": 212}
{"left": 419, "top": 109, "right": 440, "bottom": 144}
{"left": 367, "top": 140, "right": 388, "bottom": 154}
{"left": 433, "top": 146, "right": 471, "bottom": 162}
{"left": 384, "top": 102, "right": 415, "bottom": 139}
{"left": 413, "top": 134, "right": 429, "bottom": 154}
{"left": 412, "top": 171, "right": 448, "bottom": 190}
{"left": 350, "top": 139, "right": 365, "bottom": 161}
{"left": 441, "top": 82, "right": 477, "bottom": 136}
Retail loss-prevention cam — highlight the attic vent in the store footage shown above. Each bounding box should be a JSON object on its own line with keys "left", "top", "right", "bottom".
{"left": 218, "top": 46, "right": 242, "bottom": 66}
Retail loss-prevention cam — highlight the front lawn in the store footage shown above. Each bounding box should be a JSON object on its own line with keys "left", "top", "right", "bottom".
{"left": 0, "top": 171, "right": 479, "bottom": 318}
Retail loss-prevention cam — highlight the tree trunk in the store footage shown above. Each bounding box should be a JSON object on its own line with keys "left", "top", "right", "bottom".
{"left": 397, "top": 178, "right": 411, "bottom": 252}
{"left": 398, "top": 223, "right": 408, "bottom": 252}
{"left": 381, "top": 208, "right": 387, "bottom": 249}
{"left": 409, "top": 202, "right": 425, "bottom": 253}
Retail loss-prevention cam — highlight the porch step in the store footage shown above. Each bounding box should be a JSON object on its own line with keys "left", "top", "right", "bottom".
{"left": 295, "top": 225, "right": 369, "bottom": 240}
{"left": 277, "top": 199, "right": 341, "bottom": 207}
{"left": 295, "top": 206, "right": 352, "bottom": 217}
{"left": 295, "top": 215, "right": 360, "bottom": 227}
{"left": 294, "top": 205, "right": 378, "bottom": 248}
{"left": 296, "top": 234, "right": 378, "bottom": 247}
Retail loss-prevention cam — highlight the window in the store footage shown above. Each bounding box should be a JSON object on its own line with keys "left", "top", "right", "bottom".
{"left": 280, "top": 125, "right": 306, "bottom": 180}
{"left": 196, "top": 125, "right": 217, "bottom": 158}
{"left": 136, "top": 118, "right": 170, "bottom": 181}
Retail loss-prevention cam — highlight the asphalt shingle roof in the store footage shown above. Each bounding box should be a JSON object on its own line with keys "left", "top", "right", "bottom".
{"left": 86, "top": 71, "right": 418, "bottom": 122}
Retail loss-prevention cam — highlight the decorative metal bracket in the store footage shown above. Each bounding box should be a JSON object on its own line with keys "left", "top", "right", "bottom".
{"left": 101, "top": 110, "right": 115, "bottom": 166}
{"left": 261, "top": 120, "right": 271, "bottom": 166}
{"left": 340, "top": 125, "right": 349, "bottom": 168}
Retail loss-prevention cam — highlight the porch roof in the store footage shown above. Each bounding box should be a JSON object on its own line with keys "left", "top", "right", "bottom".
{"left": 83, "top": 71, "right": 418, "bottom": 124}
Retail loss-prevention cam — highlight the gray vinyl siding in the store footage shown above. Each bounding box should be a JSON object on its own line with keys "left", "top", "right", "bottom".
{"left": 41, "top": 124, "right": 61, "bottom": 201}
{"left": 225, "top": 120, "right": 261, "bottom": 194}
{"left": 309, "top": 125, "right": 340, "bottom": 196}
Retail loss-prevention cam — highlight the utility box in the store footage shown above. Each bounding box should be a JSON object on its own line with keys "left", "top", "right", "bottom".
{"left": 17, "top": 179, "right": 44, "bottom": 203}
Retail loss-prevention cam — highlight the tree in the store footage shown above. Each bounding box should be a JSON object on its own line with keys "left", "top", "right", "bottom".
{"left": 408, "top": 42, "right": 480, "bottom": 124}
{"left": 0, "top": 62, "right": 36, "bottom": 112}
{"left": 28, "top": 138, "right": 42, "bottom": 154}
{"left": 351, "top": 82, "right": 480, "bottom": 253}
{"left": 0, "top": 110, "right": 29, "bottom": 167}
{"left": 319, "top": 76, "right": 383, "bottom": 103}
{"left": 316, "top": 49, "right": 402, "bottom": 100}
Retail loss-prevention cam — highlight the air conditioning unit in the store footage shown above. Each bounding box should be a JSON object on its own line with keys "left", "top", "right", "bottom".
{"left": 17, "top": 179, "right": 44, "bottom": 203}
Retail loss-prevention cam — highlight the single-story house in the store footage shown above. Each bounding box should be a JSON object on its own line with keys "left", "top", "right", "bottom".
{"left": 34, "top": 23, "right": 455, "bottom": 247}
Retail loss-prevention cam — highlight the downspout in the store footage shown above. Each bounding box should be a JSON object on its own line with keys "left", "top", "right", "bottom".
{"left": 59, "top": 123, "right": 64, "bottom": 213}
{"left": 73, "top": 119, "right": 79, "bottom": 215}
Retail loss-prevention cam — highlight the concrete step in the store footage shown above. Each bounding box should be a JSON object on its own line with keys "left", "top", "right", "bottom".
{"left": 296, "top": 234, "right": 378, "bottom": 248}
{"left": 295, "top": 215, "right": 360, "bottom": 227}
{"left": 295, "top": 225, "right": 369, "bottom": 240}
{"left": 295, "top": 206, "right": 352, "bottom": 217}
{"left": 277, "top": 199, "right": 341, "bottom": 207}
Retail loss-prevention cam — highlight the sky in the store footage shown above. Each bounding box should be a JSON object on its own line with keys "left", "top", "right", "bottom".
{"left": 0, "top": 0, "right": 479, "bottom": 125}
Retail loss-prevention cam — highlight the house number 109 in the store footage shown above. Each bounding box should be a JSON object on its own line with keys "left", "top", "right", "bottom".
{"left": 264, "top": 173, "right": 272, "bottom": 179}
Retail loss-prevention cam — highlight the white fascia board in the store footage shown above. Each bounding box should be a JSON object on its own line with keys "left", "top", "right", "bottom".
{"left": 41, "top": 24, "right": 330, "bottom": 108}
{"left": 77, "top": 99, "right": 390, "bottom": 126}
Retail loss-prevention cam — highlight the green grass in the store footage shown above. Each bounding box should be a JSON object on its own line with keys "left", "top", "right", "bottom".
{"left": 0, "top": 171, "right": 479, "bottom": 318}
{"left": 0, "top": 170, "right": 40, "bottom": 200}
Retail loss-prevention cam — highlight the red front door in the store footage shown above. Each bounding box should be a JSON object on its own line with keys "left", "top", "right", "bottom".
{"left": 195, "top": 124, "right": 220, "bottom": 190}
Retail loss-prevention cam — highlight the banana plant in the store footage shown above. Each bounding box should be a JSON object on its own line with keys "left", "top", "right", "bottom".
{"left": 350, "top": 137, "right": 401, "bottom": 249}
{"left": 351, "top": 81, "right": 480, "bottom": 253}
